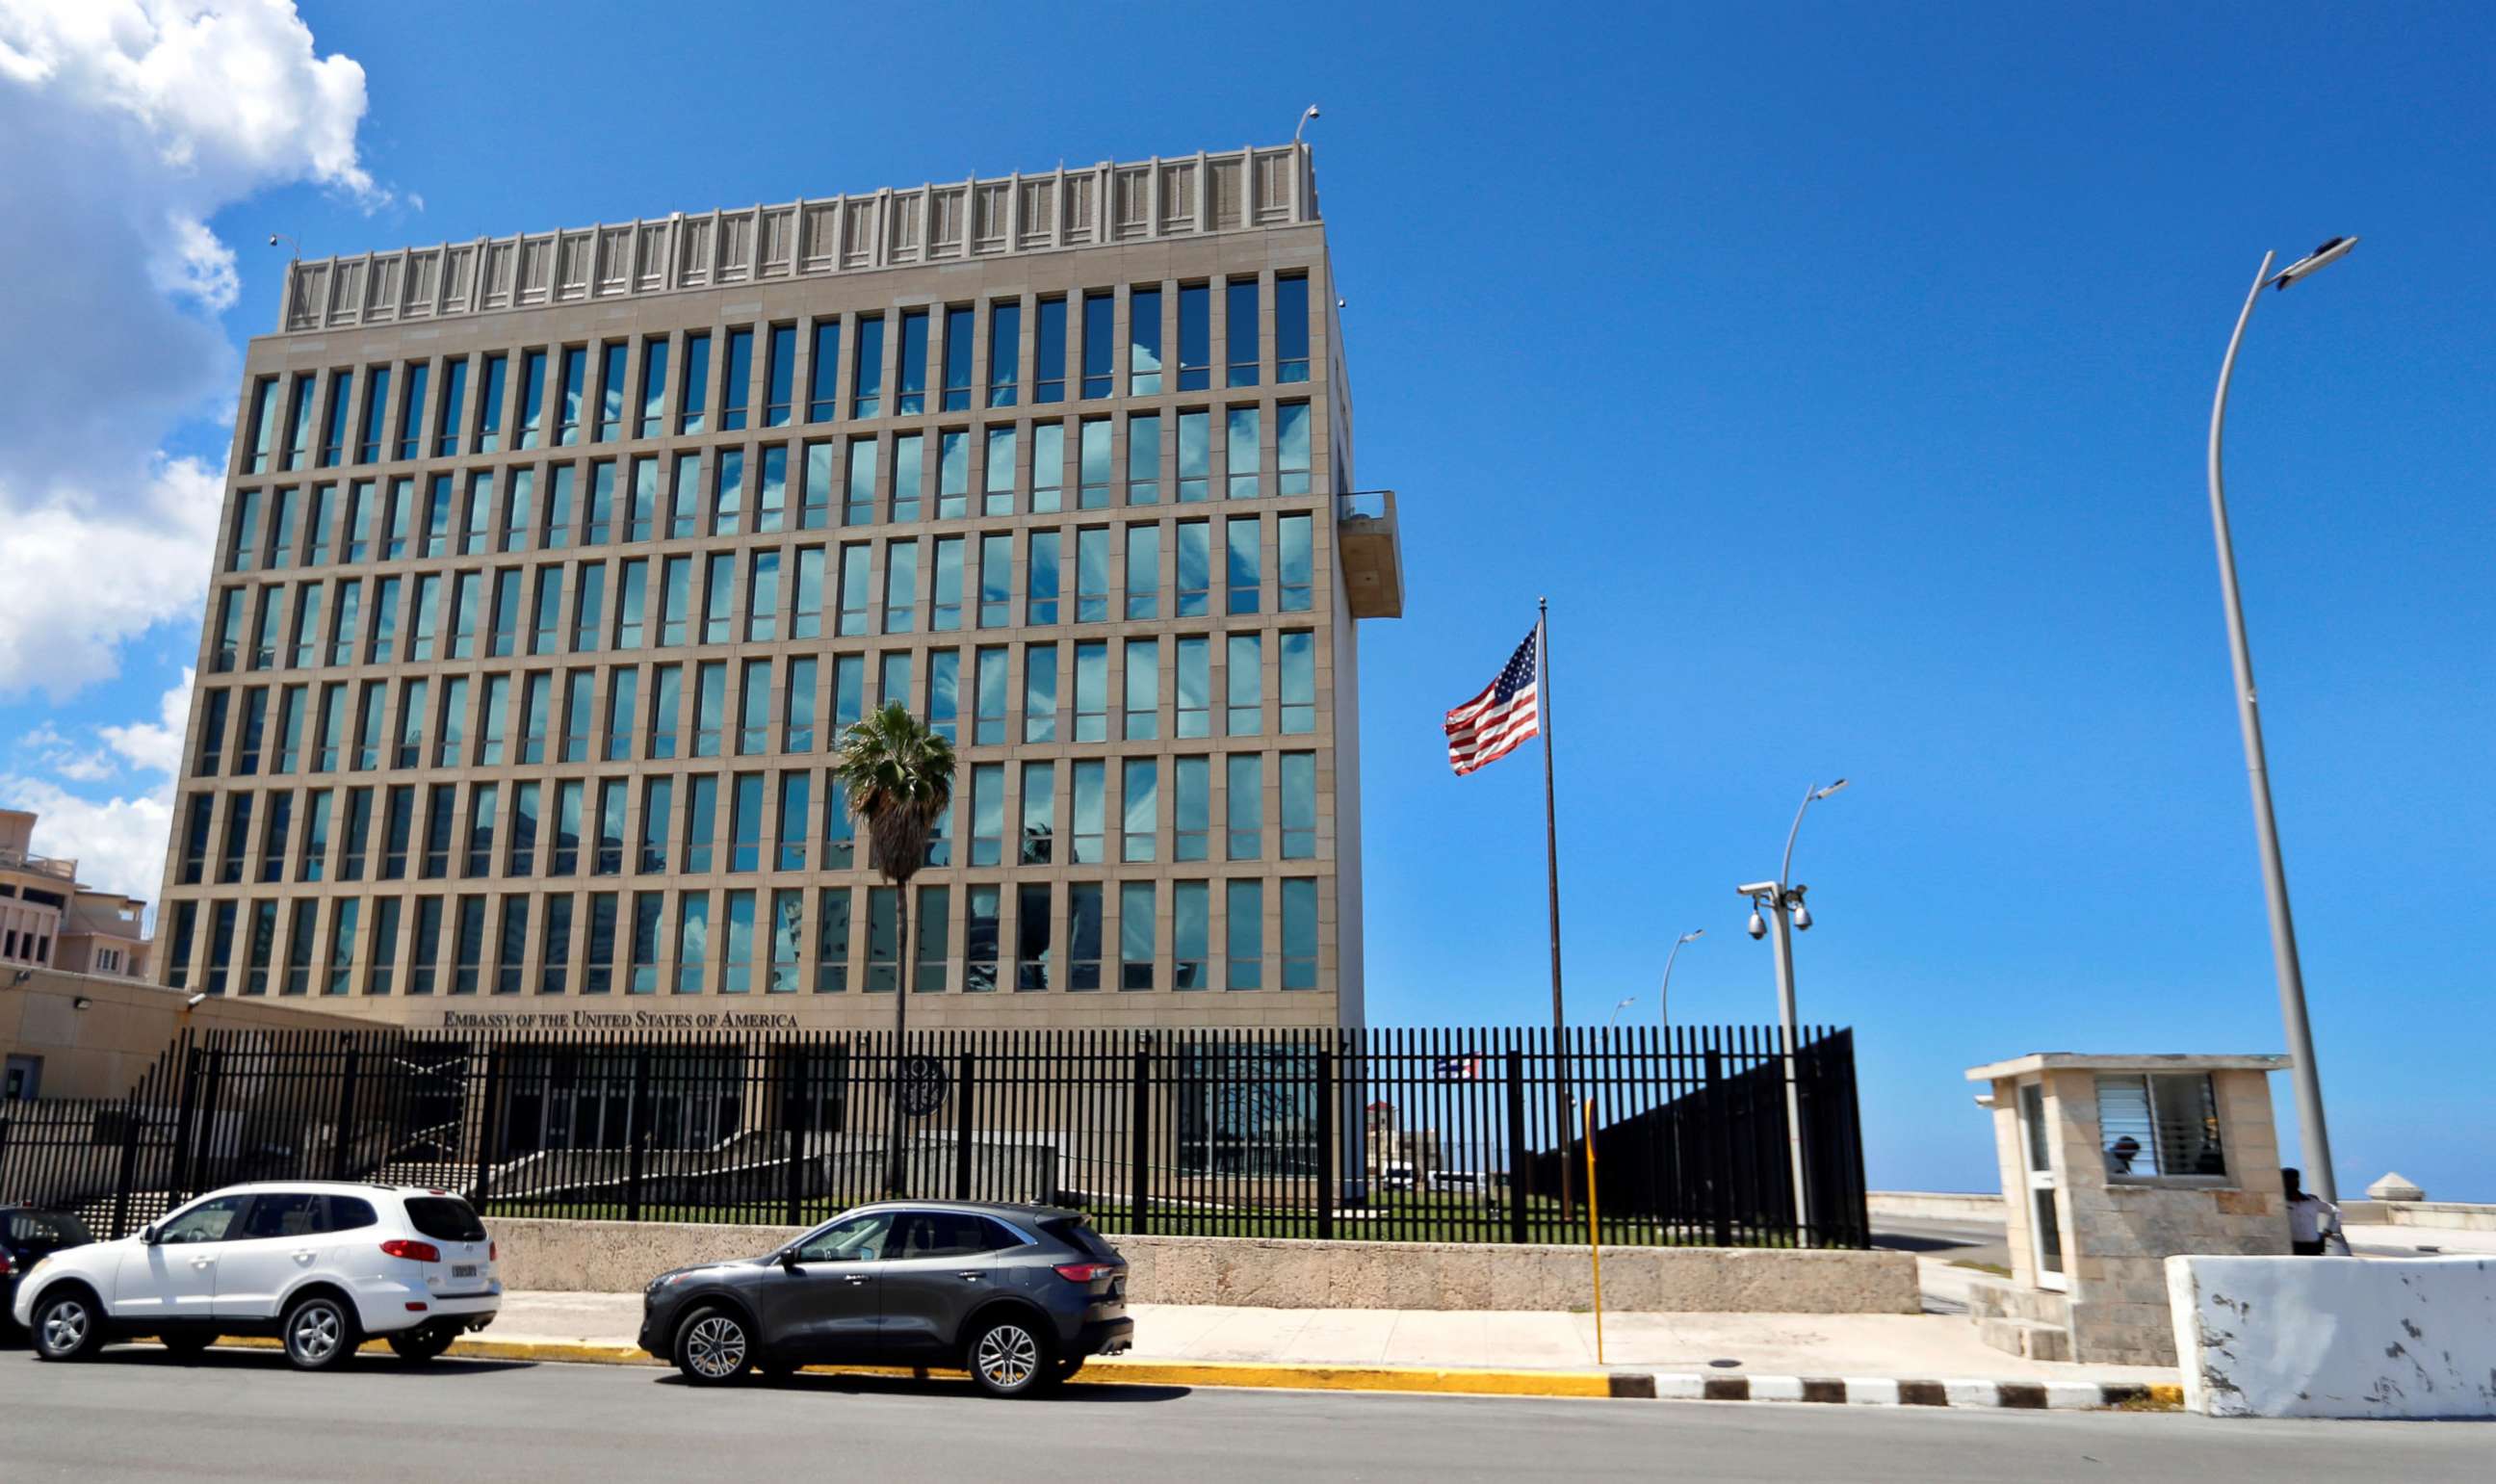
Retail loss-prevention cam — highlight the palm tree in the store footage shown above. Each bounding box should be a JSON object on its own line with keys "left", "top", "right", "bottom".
{"left": 830, "top": 700, "right": 956, "bottom": 1196}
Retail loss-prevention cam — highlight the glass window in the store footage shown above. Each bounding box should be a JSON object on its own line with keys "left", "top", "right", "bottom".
{"left": 1227, "top": 753, "right": 1262, "bottom": 860}
{"left": 434, "top": 355, "right": 469, "bottom": 458}
{"left": 516, "top": 350, "right": 551, "bottom": 450}
{"left": 571, "top": 560, "right": 605, "bottom": 652}
{"left": 1281, "top": 630, "right": 1315, "bottom": 734}
{"left": 730, "top": 772, "right": 765, "bottom": 872}
{"left": 1282, "top": 878, "right": 1317, "bottom": 990}
{"left": 1177, "top": 283, "right": 1209, "bottom": 391}
{"left": 667, "top": 452, "right": 701, "bottom": 539}
{"left": 1120, "top": 881, "right": 1156, "bottom": 991}
{"left": 637, "top": 336, "right": 669, "bottom": 439}
{"left": 885, "top": 538, "right": 919, "bottom": 634}
{"left": 1173, "top": 880, "right": 1209, "bottom": 989}
{"left": 684, "top": 774, "right": 718, "bottom": 873}
{"left": 838, "top": 543, "right": 871, "bottom": 636}
{"left": 1074, "top": 640, "right": 1107, "bottom": 742}
{"left": 975, "top": 646, "right": 1008, "bottom": 745}
{"left": 396, "top": 362, "right": 429, "bottom": 461}
{"left": 845, "top": 438, "right": 878, "bottom": 527}
{"left": 720, "top": 326, "right": 753, "bottom": 431}
{"left": 596, "top": 340, "right": 628, "bottom": 442}
{"left": 559, "top": 348, "right": 590, "bottom": 446}
{"left": 1072, "top": 760, "right": 1105, "bottom": 864}
{"left": 1277, "top": 402, "right": 1313, "bottom": 495}
{"left": 605, "top": 668, "right": 637, "bottom": 761}
{"left": 1067, "top": 881, "right": 1104, "bottom": 992}
{"left": 693, "top": 660, "right": 727, "bottom": 757}
{"left": 713, "top": 447, "right": 745, "bottom": 535}
{"left": 1227, "top": 633, "right": 1262, "bottom": 735}
{"left": 629, "top": 892, "right": 664, "bottom": 994}
{"left": 1128, "top": 286, "right": 1161, "bottom": 395}
{"left": 1079, "top": 418, "right": 1111, "bottom": 509}
{"left": 942, "top": 305, "right": 974, "bottom": 411}
{"left": 676, "top": 891, "right": 711, "bottom": 994}
{"left": 1226, "top": 516, "right": 1261, "bottom": 613}
{"left": 1178, "top": 410, "right": 1210, "bottom": 503}
{"left": 801, "top": 441, "right": 834, "bottom": 529}
{"left": 833, "top": 653, "right": 864, "bottom": 732}
{"left": 1023, "top": 642, "right": 1057, "bottom": 742}
{"left": 640, "top": 776, "right": 672, "bottom": 873}
{"left": 1176, "top": 636, "right": 1210, "bottom": 738}
{"left": 866, "top": 887, "right": 898, "bottom": 993}
{"left": 877, "top": 650, "right": 911, "bottom": 716}
{"left": 1021, "top": 761, "right": 1054, "bottom": 865}
{"left": 1124, "top": 525, "right": 1162, "bottom": 621}
{"left": 1279, "top": 514, "right": 1313, "bottom": 612}
{"left": 679, "top": 331, "right": 712, "bottom": 435}
{"left": 822, "top": 773, "right": 853, "bottom": 869}
{"left": 768, "top": 888, "right": 804, "bottom": 993}
{"left": 986, "top": 300, "right": 1021, "bottom": 407}
{"left": 739, "top": 657, "right": 771, "bottom": 754}
{"left": 757, "top": 444, "right": 788, "bottom": 533}
{"left": 1016, "top": 882, "right": 1053, "bottom": 991}
{"left": 1227, "top": 879, "right": 1263, "bottom": 990}
{"left": 916, "top": 884, "right": 950, "bottom": 992}
{"left": 808, "top": 319, "right": 841, "bottom": 423}
{"left": 928, "top": 535, "right": 964, "bottom": 633}
{"left": 1127, "top": 412, "right": 1160, "bottom": 505}
{"left": 1174, "top": 755, "right": 1209, "bottom": 862}
{"left": 777, "top": 770, "right": 810, "bottom": 872}
{"left": 1027, "top": 531, "right": 1059, "bottom": 625}
{"left": 964, "top": 885, "right": 1000, "bottom": 993}
{"left": 896, "top": 309, "right": 929, "bottom": 416}
{"left": 1276, "top": 273, "right": 1311, "bottom": 382}
{"left": 976, "top": 533, "right": 1011, "bottom": 628}
{"left": 357, "top": 366, "right": 391, "bottom": 464}
{"left": 1124, "top": 637, "right": 1159, "bottom": 741}
{"left": 305, "top": 482, "right": 337, "bottom": 563}
{"left": 545, "top": 464, "right": 578, "bottom": 550}
{"left": 1123, "top": 757, "right": 1158, "bottom": 862}
{"left": 1227, "top": 277, "right": 1261, "bottom": 387}
{"left": 747, "top": 550, "right": 781, "bottom": 641}
{"left": 508, "top": 781, "right": 538, "bottom": 876}
{"left": 984, "top": 425, "right": 1018, "bottom": 516}
{"left": 816, "top": 887, "right": 850, "bottom": 993}
{"left": 649, "top": 664, "right": 682, "bottom": 759}
{"left": 850, "top": 314, "right": 884, "bottom": 419}
{"left": 784, "top": 655, "right": 817, "bottom": 752}
{"left": 928, "top": 648, "right": 959, "bottom": 742}
{"left": 1034, "top": 296, "right": 1067, "bottom": 404}
{"left": 966, "top": 762, "right": 1005, "bottom": 868}
{"left": 1282, "top": 752, "right": 1317, "bottom": 859}
{"left": 1227, "top": 406, "right": 1262, "bottom": 500}
{"left": 1081, "top": 291, "right": 1115, "bottom": 400}
{"left": 503, "top": 467, "right": 537, "bottom": 552}
{"left": 1077, "top": 528, "right": 1111, "bottom": 622}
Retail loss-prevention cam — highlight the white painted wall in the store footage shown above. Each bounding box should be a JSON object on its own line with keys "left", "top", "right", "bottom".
{"left": 2168, "top": 1254, "right": 2496, "bottom": 1419}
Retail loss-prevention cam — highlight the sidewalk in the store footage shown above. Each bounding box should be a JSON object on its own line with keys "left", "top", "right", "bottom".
{"left": 486, "top": 1290, "right": 2176, "bottom": 1396}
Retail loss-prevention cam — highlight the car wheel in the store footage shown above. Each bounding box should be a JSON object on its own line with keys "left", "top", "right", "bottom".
{"left": 32, "top": 1287, "right": 108, "bottom": 1363}
{"left": 387, "top": 1326, "right": 456, "bottom": 1363}
{"left": 673, "top": 1306, "right": 754, "bottom": 1385}
{"left": 966, "top": 1314, "right": 1053, "bottom": 1398}
{"left": 281, "top": 1293, "right": 360, "bottom": 1371}
{"left": 159, "top": 1331, "right": 217, "bottom": 1361}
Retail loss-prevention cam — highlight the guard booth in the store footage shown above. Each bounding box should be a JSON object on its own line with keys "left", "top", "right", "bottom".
{"left": 1963, "top": 1054, "right": 2292, "bottom": 1366}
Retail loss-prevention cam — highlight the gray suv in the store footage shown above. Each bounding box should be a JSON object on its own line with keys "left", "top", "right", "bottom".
{"left": 637, "top": 1202, "right": 1132, "bottom": 1397}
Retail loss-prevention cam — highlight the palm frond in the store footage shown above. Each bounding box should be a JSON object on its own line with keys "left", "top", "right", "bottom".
{"left": 830, "top": 701, "right": 956, "bottom": 887}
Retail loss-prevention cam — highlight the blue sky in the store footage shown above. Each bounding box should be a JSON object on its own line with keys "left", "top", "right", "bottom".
{"left": 3, "top": 1, "right": 2488, "bottom": 1198}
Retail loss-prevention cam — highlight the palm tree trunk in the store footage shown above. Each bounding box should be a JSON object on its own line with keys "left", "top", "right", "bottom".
{"left": 882, "top": 890, "right": 912, "bottom": 1197}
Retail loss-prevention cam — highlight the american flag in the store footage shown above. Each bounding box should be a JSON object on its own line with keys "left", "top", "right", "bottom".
{"left": 1444, "top": 626, "right": 1542, "bottom": 776}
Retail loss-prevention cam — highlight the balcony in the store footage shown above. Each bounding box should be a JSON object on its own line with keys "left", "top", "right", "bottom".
{"left": 0, "top": 846, "right": 77, "bottom": 882}
{"left": 1335, "top": 490, "right": 1405, "bottom": 619}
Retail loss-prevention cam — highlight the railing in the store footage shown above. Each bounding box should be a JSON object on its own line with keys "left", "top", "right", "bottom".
{"left": 1336, "top": 489, "right": 1396, "bottom": 525}
{"left": 0, "top": 1024, "right": 1869, "bottom": 1250}
{"left": 0, "top": 846, "right": 78, "bottom": 881}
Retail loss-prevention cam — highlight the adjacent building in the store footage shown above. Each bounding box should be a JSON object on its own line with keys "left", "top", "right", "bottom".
{"left": 154, "top": 143, "right": 1402, "bottom": 1032}
{"left": 2, "top": 808, "right": 152, "bottom": 981}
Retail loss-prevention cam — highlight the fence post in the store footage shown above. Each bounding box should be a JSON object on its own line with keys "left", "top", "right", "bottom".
{"left": 626, "top": 1049, "right": 653, "bottom": 1223}
{"left": 110, "top": 1099, "right": 142, "bottom": 1239}
{"left": 1129, "top": 1040, "right": 1152, "bottom": 1237}
{"left": 1705, "top": 1048, "right": 1733, "bottom": 1247}
{"left": 1504, "top": 1049, "right": 1528, "bottom": 1245}
{"left": 954, "top": 1046, "right": 975, "bottom": 1201}
{"left": 330, "top": 1044, "right": 362, "bottom": 1182}
{"left": 1315, "top": 1046, "right": 1336, "bottom": 1240}
{"left": 187, "top": 1045, "right": 225, "bottom": 1199}
{"left": 781, "top": 1051, "right": 804, "bottom": 1229}
{"left": 471, "top": 1046, "right": 503, "bottom": 1208}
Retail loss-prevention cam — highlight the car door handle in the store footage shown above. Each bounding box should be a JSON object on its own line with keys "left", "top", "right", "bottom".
{"left": 957, "top": 1271, "right": 983, "bottom": 1281}
{"left": 843, "top": 1274, "right": 871, "bottom": 1285}
{"left": 292, "top": 1251, "right": 316, "bottom": 1263}
{"left": 191, "top": 1257, "right": 216, "bottom": 1268}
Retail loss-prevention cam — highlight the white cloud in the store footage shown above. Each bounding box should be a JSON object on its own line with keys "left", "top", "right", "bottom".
{"left": 0, "top": 666, "right": 193, "bottom": 902}
{"left": 0, "top": 1, "right": 382, "bottom": 697}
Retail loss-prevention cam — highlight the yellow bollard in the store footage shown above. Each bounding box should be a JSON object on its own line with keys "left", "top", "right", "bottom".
{"left": 1583, "top": 1096, "right": 1603, "bottom": 1367}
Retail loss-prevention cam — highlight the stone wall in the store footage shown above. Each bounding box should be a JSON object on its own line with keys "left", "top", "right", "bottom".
{"left": 2170, "top": 1254, "right": 2496, "bottom": 1419}
{"left": 0, "top": 968, "right": 371, "bottom": 1098}
{"left": 486, "top": 1216, "right": 1921, "bottom": 1314}
{"left": 1867, "top": 1190, "right": 2005, "bottom": 1223}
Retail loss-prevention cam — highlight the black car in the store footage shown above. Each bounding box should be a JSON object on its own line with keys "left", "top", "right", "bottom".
{"left": 638, "top": 1201, "right": 1132, "bottom": 1397}
{"left": 2, "top": 1206, "right": 93, "bottom": 1327}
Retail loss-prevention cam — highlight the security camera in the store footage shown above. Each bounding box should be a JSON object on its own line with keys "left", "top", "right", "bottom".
{"left": 1746, "top": 910, "right": 1766, "bottom": 941}
{"left": 268, "top": 234, "right": 279, "bottom": 247}
{"left": 186, "top": 991, "right": 208, "bottom": 1008}
{"left": 1793, "top": 904, "right": 1813, "bottom": 932}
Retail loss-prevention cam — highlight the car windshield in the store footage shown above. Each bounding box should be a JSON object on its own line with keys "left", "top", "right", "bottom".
{"left": 793, "top": 1212, "right": 892, "bottom": 1263}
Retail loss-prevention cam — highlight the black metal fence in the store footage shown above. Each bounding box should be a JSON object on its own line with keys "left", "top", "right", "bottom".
{"left": 0, "top": 1024, "right": 1867, "bottom": 1249}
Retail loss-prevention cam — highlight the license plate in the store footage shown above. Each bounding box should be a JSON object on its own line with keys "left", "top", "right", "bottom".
{"left": 452, "top": 1263, "right": 479, "bottom": 1279}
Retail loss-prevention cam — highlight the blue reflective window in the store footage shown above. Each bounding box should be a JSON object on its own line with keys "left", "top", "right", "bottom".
{"left": 851, "top": 316, "right": 884, "bottom": 419}
{"left": 678, "top": 332, "right": 710, "bottom": 435}
{"left": 1276, "top": 273, "right": 1311, "bottom": 382}
{"left": 1081, "top": 292, "right": 1114, "bottom": 400}
{"left": 1034, "top": 298, "right": 1067, "bottom": 404}
{"left": 764, "top": 325, "right": 795, "bottom": 428}
{"left": 720, "top": 327, "right": 752, "bottom": 431}
{"left": 433, "top": 356, "right": 469, "bottom": 457}
{"left": 476, "top": 353, "right": 508, "bottom": 453}
{"left": 987, "top": 300, "right": 1021, "bottom": 407}
{"left": 896, "top": 309, "right": 928, "bottom": 415}
{"left": 942, "top": 305, "right": 974, "bottom": 411}
{"left": 808, "top": 320, "right": 841, "bottom": 423}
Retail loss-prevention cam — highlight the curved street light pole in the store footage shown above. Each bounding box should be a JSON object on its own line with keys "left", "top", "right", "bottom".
{"left": 1657, "top": 929, "right": 1703, "bottom": 1031}
{"left": 1740, "top": 779, "right": 1847, "bottom": 1245}
{"left": 2206, "top": 240, "right": 2355, "bottom": 1203}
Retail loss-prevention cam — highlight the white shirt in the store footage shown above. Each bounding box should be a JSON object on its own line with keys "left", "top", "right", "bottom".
{"left": 2287, "top": 1192, "right": 2339, "bottom": 1243}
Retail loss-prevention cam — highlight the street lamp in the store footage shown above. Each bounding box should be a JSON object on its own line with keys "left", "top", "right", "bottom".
{"left": 1606, "top": 996, "right": 1637, "bottom": 1030}
{"left": 2205, "top": 237, "right": 2357, "bottom": 1203}
{"left": 1292, "top": 104, "right": 1320, "bottom": 143}
{"left": 1737, "top": 778, "right": 1850, "bottom": 1243}
{"left": 1657, "top": 929, "right": 1703, "bottom": 1030}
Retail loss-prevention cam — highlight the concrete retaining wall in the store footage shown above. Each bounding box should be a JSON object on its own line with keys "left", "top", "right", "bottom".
{"left": 488, "top": 1217, "right": 1921, "bottom": 1314}
{"left": 2168, "top": 1254, "right": 2496, "bottom": 1419}
{"left": 1867, "top": 1191, "right": 2005, "bottom": 1222}
{"left": 2338, "top": 1200, "right": 2496, "bottom": 1233}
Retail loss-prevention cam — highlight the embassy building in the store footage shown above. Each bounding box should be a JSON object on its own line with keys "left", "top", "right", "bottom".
{"left": 154, "top": 143, "right": 1403, "bottom": 1034}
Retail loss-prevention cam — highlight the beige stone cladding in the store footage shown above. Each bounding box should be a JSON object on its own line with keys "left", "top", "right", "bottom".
{"left": 155, "top": 145, "right": 1396, "bottom": 1036}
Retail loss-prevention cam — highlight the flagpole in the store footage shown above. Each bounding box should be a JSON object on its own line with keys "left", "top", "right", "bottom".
{"left": 1539, "top": 597, "right": 1574, "bottom": 1226}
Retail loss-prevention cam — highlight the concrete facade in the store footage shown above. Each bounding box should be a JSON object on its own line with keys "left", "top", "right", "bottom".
{"left": 0, "top": 967, "right": 368, "bottom": 1101}
{"left": 485, "top": 1215, "right": 1921, "bottom": 1314}
{"left": 156, "top": 143, "right": 1401, "bottom": 1034}
{"left": 2170, "top": 1254, "right": 2496, "bottom": 1419}
{"left": 0, "top": 808, "right": 152, "bottom": 984}
{"left": 1966, "top": 1053, "right": 2292, "bottom": 1367}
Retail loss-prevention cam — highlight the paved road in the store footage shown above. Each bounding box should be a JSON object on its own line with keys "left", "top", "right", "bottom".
{"left": 2, "top": 1346, "right": 2485, "bottom": 1482}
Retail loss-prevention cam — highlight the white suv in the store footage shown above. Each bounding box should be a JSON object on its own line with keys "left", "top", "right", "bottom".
{"left": 11, "top": 1182, "right": 501, "bottom": 1370}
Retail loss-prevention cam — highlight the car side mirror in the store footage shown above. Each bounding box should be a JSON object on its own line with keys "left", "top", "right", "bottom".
{"left": 140, "top": 1225, "right": 160, "bottom": 1245}
{"left": 779, "top": 1250, "right": 802, "bottom": 1271}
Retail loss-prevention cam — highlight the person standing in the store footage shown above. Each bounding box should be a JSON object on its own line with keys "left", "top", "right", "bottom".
{"left": 2282, "top": 1166, "right": 2342, "bottom": 1256}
